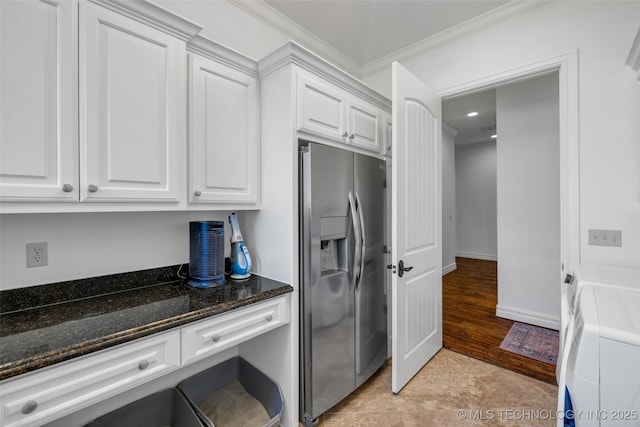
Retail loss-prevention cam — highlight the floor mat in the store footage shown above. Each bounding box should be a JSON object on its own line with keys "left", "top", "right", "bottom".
{"left": 499, "top": 322, "right": 559, "bottom": 365}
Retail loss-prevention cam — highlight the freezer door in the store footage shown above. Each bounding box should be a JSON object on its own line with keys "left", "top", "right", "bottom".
{"left": 354, "top": 153, "right": 388, "bottom": 387}
{"left": 300, "top": 143, "right": 356, "bottom": 420}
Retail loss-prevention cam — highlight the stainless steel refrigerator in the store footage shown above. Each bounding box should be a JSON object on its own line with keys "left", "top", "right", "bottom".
{"left": 299, "top": 142, "right": 387, "bottom": 426}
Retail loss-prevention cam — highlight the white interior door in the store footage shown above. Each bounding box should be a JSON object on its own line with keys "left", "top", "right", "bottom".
{"left": 391, "top": 62, "right": 442, "bottom": 393}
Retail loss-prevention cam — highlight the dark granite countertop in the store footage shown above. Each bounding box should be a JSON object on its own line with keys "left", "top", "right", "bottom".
{"left": 0, "top": 265, "right": 293, "bottom": 381}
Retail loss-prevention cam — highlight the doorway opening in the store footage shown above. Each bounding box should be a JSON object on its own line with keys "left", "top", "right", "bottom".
{"left": 439, "top": 50, "right": 580, "bottom": 330}
{"left": 442, "top": 71, "right": 562, "bottom": 329}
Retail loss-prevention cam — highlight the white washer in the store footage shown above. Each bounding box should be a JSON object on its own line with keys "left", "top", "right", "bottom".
{"left": 561, "top": 284, "right": 640, "bottom": 426}
{"left": 557, "top": 265, "right": 640, "bottom": 427}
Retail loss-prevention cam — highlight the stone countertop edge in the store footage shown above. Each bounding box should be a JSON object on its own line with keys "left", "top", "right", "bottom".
{"left": 0, "top": 285, "right": 292, "bottom": 381}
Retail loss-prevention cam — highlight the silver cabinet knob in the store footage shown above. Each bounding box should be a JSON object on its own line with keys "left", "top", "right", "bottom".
{"left": 21, "top": 400, "right": 38, "bottom": 415}
{"left": 212, "top": 334, "right": 221, "bottom": 342}
{"left": 349, "top": 134, "right": 355, "bottom": 140}
{"left": 194, "top": 190, "right": 202, "bottom": 197}
{"left": 265, "top": 314, "right": 273, "bottom": 322}
{"left": 342, "top": 132, "right": 349, "bottom": 138}
{"left": 138, "top": 360, "right": 149, "bottom": 371}
{"left": 88, "top": 184, "right": 98, "bottom": 193}
{"left": 61, "top": 183, "right": 73, "bottom": 192}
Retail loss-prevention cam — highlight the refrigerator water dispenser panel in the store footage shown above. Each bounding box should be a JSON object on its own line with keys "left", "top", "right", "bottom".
{"left": 320, "top": 216, "right": 348, "bottom": 273}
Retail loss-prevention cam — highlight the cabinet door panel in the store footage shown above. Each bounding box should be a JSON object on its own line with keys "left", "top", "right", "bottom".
{"left": 0, "top": 0, "right": 77, "bottom": 201}
{"left": 347, "top": 98, "right": 381, "bottom": 153}
{"left": 297, "top": 74, "right": 347, "bottom": 143}
{"left": 188, "top": 55, "right": 259, "bottom": 204}
{"left": 81, "top": 2, "right": 181, "bottom": 202}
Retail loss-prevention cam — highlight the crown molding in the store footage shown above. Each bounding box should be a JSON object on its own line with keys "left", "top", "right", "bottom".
{"left": 361, "top": 0, "right": 555, "bottom": 77}
{"left": 259, "top": 41, "right": 390, "bottom": 111}
{"left": 626, "top": 26, "right": 640, "bottom": 81}
{"left": 229, "top": 0, "right": 362, "bottom": 78}
{"left": 187, "top": 35, "right": 259, "bottom": 78}
{"left": 90, "top": 0, "right": 202, "bottom": 41}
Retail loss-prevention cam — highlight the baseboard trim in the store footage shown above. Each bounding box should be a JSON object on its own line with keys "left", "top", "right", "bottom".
{"left": 442, "top": 262, "right": 457, "bottom": 275}
{"left": 496, "top": 304, "right": 560, "bottom": 330}
{"left": 456, "top": 252, "right": 498, "bottom": 261}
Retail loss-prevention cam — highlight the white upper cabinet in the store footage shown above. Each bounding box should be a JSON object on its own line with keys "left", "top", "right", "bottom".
{"left": 80, "top": 1, "right": 185, "bottom": 202}
{"left": 187, "top": 36, "right": 260, "bottom": 207}
{"left": 0, "top": 0, "right": 78, "bottom": 202}
{"left": 1, "top": 0, "right": 207, "bottom": 212}
{"left": 347, "top": 97, "right": 381, "bottom": 153}
{"left": 297, "top": 73, "right": 347, "bottom": 143}
{"left": 296, "top": 70, "right": 383, "bottom": 154}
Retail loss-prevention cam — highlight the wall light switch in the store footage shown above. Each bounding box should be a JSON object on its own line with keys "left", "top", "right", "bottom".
{"left": 588, "top": 229, "right": 622, "bottom": 247}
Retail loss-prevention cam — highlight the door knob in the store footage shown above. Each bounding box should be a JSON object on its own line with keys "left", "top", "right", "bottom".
{"left": 61, "top": 183, "right": 73, "bottom": 192}
{"left": 398, "top": 260, "right": 413, "bottom": 278}
{"left": 88, "top": 184, "right": 98, "bottom": 193}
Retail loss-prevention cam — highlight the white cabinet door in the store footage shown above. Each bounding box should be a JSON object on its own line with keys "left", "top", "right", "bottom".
{"left": 0, "top": 0, "right": 78, "bottom": 202}
{"left": 347, "top": 98, "right": 381, "bottom": 153}
{"left": 188, "top": 54, "right": 260, "bottom": 205}
{"left": 297, "top": 73, "right": 347, "bottom": 143}
{"left": 80, "top": 2, "right": 183, "bottom": 202}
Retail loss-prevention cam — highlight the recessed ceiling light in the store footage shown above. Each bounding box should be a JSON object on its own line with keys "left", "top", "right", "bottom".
{"left": 467, "top": 112, "right": 479, "bottom": 117}
{"left": 491, "top": 134, "right": 497, "bottom": 139}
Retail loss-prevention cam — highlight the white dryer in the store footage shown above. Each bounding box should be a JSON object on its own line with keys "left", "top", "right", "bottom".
{"left": 560, "top": 264, "right": 640, "bottom": 355}
{"left": 560, "top": 283, "right": 640, "bottom": 426}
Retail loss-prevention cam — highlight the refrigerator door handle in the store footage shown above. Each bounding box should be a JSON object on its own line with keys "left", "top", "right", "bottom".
{"left": 355, "top": 192, "right": 366, "bottom": 291}
{"left": 348, "top": 191, "right": 362, "bottom": 290}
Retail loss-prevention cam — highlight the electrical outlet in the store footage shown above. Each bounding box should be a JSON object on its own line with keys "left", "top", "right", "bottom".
{"left": 588, "top": 229, "right": 622, "bottom": 247}
{"left": 26, "top": 242, "right": 48, "bottom": 267}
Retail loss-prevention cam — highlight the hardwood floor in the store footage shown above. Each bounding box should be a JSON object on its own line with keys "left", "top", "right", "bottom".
{"left": 443, "top": 257, "right": 557, "bottom": 385}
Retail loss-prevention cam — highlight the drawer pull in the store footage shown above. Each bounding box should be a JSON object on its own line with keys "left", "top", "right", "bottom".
{"left": 212, "top": 334, "right": 221, "bottom": 342}
{"left": 138, "top": 360, "right": 149, "bottom": 371}
{"left": 265, "top": 314, "right": 273, "bottom": 322}
{"left": 21, "top": 400, "right": 38, "bottom": 415}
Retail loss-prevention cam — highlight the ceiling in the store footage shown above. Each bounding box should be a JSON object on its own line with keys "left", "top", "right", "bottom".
{"left": 443, "top": 89, "right": 497, "bottom": 145}
{"left": 263, "top": 0, "right": 510, "bottom": 66}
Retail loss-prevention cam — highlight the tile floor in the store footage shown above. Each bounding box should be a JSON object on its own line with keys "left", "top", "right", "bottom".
{"left": 314, "top": 349, "right": 558, "bottom": 426}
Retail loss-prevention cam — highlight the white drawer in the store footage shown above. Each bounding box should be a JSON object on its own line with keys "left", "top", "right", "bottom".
{"left": 182, "top": 294, "right": 290, "bottom": 364}
{"left": 0, "top": 330, "right": 180, "bottom": 427}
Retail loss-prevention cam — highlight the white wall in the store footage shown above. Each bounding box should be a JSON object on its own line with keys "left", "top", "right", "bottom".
{"left": 496, "top": 73, "right": 561, "bottom": 328}
{"left": 442, "top": 125, "right": 457, "bottom": 274}
{"left": 0, "top": 211, "right": 229, "bottom": 290}
{"left": 455, "top": 141, "right": 497, "bottom": 261}
{"left": 363, "top": 1, "right": 640, "bottom": 269}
